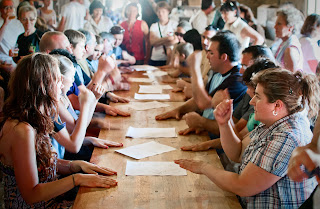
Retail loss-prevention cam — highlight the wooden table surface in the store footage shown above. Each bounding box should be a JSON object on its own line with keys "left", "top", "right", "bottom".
{"left": 115, "top": 71, "right": 186, "bottom": 102}
{"left": 73, "top": 68, "right": 242, "bottom": 209}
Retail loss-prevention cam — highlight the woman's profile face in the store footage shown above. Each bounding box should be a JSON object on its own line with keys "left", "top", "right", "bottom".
{"left": 274, "top": 15, "right": 292, "bottom": 39}
{"left": 55, "top": 69, "right": 64, "bottom": 100}
{"left": 62, "top": 68, "right": 75, "bottom": 95}
{"left": 93, "top": 8, "right": 103, "bottom": 19}
{"left": 249, "top": 83, "right": 276, "bottom": 125}
{"left": 127, "top": 5, "right": 138, "bottom": 20}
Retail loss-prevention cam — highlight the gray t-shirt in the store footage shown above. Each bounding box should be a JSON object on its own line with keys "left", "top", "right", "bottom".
{"left": 233, "top": 93, "right": 253, "bottom": 121}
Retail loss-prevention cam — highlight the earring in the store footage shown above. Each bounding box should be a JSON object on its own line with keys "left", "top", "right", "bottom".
{"left": 273, "top": 110, "right": 278, "bottom": 116}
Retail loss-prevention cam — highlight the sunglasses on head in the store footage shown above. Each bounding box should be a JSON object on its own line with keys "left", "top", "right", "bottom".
{"left": 174, "top": 32, "right": 184, "bottom": 37}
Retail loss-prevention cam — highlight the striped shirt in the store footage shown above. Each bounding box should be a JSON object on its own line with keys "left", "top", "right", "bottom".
{"left": 240, "top": 112, "right": 317, "bottom": 209}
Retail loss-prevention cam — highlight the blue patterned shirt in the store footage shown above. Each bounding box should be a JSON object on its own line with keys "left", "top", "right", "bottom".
{"left": 240, "top": 112, "right": 317, "bottom": 209}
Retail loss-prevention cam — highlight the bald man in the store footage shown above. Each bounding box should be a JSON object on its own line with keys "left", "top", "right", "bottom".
{"left": 39, "top": 31, "right": 72, "bottom": 53}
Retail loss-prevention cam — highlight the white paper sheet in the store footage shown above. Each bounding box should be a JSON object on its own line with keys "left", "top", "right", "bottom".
{"left": 138, "top": 85, "right": 163, "bottom": 94}
{"left": 143, "top": 71, "right": 168, "bottom": 76}
{"left": 126, "top": 126, "right": 177, "bottom": 138}
{"left": 134, "top": 93, "right": 170, "bottom": 100}
{"left": 116, "top": 141, "right": 176, "bottom": 159}
{"left": 139, "top": 84, "right": 173, "bottom": 90}
{"left": 128, "top": 101, "right": 170, "bottom": 111}
{"left": 126, "top": 161, "right": 187, "bottom": 176}
{"left": 129, "top": 78, "right": 154, "bottom": 83}
{"left": 133, "top": 65, "right": 159, "bottom": 71}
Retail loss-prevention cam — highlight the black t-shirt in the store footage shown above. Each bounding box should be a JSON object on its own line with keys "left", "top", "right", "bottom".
{"left": 17, "top": 29, "right": 43, "bottom": 59}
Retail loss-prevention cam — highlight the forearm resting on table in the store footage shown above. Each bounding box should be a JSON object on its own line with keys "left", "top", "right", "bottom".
{"left": 202, "top": 162, "right": 277, "bottom": 197}
{"left": 21, "top": 175, "right": 75, "bottom": 204}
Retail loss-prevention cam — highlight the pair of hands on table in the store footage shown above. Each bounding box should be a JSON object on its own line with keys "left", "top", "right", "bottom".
{"left": 176, "top": 99, "right": 233, "bottom": 174}
{"left": 85, "top": 136, "right": 123, "bottom": 149}
{"left": 70, "top": 160, "right": 118, "bottom": 188}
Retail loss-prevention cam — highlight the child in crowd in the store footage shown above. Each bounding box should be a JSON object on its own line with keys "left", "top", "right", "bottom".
{"left": 168, "top": 42, "right": 194, "bottom": 78}
{"left": 110, "top": 25, "right": 136, "bottom": 66}
{"left": 54, "top": 54, "right": 123, "bottom": 160}
{"left": 64, "top": 29, "right": 91, "bottom": 86}
{"left": 87, "top": 35, "right": 104, "bottom": 73}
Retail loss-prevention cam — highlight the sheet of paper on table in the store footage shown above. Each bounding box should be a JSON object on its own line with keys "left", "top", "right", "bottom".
{"left": 126, "top": 161, "right": 187, "bottom": 176}
{"left": 132, "top": 65, "right": 159, "bottom": 71}
{"left": 129, "top": 78, "right": 155, "bottom": 83}
{"left": 126, "top": 126, "right": 177, "bottom": 138}
{"left": 143, "top": 71, "right": 168, "bottom": 76}
{"left": 134, "top": 93, "right": 170, "bottom": 100}
{"left": 128, "top": 101, "right": 170, "bottom": 111}
{"left": 138, "top": 85, "right": 163, "bottom": 94}
{"left": 139, "top": 84, "right": 173, "bottom": 90}
{"left": 116, "top": 141, "right": 176, "bottom": 159}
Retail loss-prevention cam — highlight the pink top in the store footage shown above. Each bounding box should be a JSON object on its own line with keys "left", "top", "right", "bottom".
{"left": 121, "top": 20, "right": 145, "bottom": 61}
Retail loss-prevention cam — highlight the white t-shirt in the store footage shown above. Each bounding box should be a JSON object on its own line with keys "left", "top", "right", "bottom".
{"left": 150, "top": 19, "right": 178, "bottom": 61}
{"left": 190, "top": 10, "right": 215, "bottom": 34}
{"left": 224, "top": 17, "right": 250, "bottom": 51}
{"left": 0, "top": 17, "right": 24, "bottom": 60}
{"left": 84, "top": 16, "right": 113, "bottom": 35}
{"left": 61, "top": 1, "right": 86, "bottom": 31}
{"left": 299, "top": 36, "right": 320, "bottom": 74}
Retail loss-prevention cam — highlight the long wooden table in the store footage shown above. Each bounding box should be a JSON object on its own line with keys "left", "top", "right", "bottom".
{"left": 73, "top": 70, "right": 242, "bottom": 209}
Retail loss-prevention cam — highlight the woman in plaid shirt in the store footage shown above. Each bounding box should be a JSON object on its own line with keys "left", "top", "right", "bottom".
{"left": 176, "top": 68, "right": 320, "bottom": 208}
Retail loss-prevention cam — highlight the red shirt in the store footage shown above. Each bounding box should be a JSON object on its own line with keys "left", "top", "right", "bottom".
{"left": 121, "top": 20, "right": 145, "bottom": 61}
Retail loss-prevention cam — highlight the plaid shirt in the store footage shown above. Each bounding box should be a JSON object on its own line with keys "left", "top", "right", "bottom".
{"left": 240, "top": 112, "right": 317, "bottom": 209}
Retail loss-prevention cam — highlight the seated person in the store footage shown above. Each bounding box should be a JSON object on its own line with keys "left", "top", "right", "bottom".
{"left": 181, "top": 58, "right": 277, "bottom": 152}
{"left": 49, "top": 49, "right": 130, "bottom": 117}
{"left": 179, "top": 44, "right": 277, "bottom": 136}
{"left": 14, "top": 5, "right": 44, "bottom": 62}
{"left": 64, "top": 29, "right": 130, "bottom": 104}
{"left": 87, "top": 35, "right": 104, "bottom": 73}
{"left": 0, "top": 53, "right": 117, "bottom": 208}
{"left": 110, "top": 25, "right": 136, "bottom": 66}
{"left": 155, "top": 31, "right": 247, "bottom": 139}
{"left": 167, "top": 42, "right": 194, "bottom": 78}
{"left": 173, "top": 25, "right": 217, "bottom": 99}
{"left": 176, "top": 68, "right": 320, "bottom": 208}
{"left": 54, "top": 55, "right": 122, "bottom": 154}
{"left": 64, "top": 29, "right": 91, "bottom": 86}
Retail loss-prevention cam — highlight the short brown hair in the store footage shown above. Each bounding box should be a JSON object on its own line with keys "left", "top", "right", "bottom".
{"left": 64, "top": 29, "right": 86, "bottom": 48}
{"left": 156, "top": 1, "right": 171, "bottom": 13}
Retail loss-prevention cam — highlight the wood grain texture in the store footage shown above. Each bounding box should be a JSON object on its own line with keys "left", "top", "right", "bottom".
{"left": 73, "top": 70, "right": 242, "bottom": 209}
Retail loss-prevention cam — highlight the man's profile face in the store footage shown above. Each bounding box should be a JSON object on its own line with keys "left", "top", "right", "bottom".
{"left": 206, "top": 41, "right": 222, "bottom": 72}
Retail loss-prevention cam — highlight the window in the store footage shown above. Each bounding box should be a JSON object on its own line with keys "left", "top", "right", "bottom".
{"left": 307, "top": 0, "right": 320, "bottom": 15}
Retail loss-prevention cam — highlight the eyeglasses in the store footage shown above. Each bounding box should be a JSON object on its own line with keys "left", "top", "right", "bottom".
{"left": 3, "top": 6, "right": 13, "bottom": 10}
{"left": 174, "top": 32, "right": 184, "bottom": 37}
{"left": 20, "top": 17, "right": 36, "bottom": 22}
